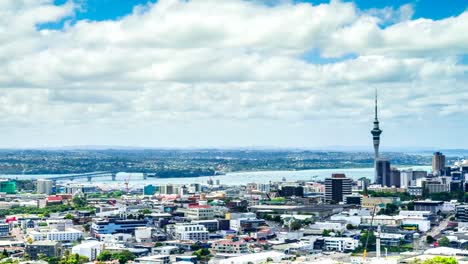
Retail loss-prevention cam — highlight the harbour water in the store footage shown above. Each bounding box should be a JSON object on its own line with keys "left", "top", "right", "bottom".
{"left": 1, "top": 165, "right": 430, "bottom": 188}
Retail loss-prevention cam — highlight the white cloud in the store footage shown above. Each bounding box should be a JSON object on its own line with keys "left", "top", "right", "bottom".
{"left": 0, "top": 0, "right": 467, "bottom": 147}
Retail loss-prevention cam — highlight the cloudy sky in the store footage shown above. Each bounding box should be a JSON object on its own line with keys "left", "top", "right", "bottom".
{"left": 1, "top": 0, "right": 467, "bottom": 150}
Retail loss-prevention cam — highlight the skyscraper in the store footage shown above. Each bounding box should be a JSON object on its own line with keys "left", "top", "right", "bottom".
{"left": 432, "top": 152, "right": 446, "bottom": 176}
{"left": 36, "top": 179, "right": 53, "bottom": 195}
{"left": 325, "top": 173, "right": 352, "bottom": 203}
{"left": 371, "top": 89, "right": 382, "bottom": 184}
{"left": 376, "top": 159, "right": 391, "bottom": 187}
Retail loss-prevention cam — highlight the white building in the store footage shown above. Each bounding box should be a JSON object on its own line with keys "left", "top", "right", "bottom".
{"left": 218, "top": 251, "right": 286, "bottom": 264}
{"left": 330, "top": 214, "right": 361, "bottom": 226}
{"left": 401, "top": 218, "right": 430, "bottom": 232}
{"left": 173, "top": 223, "right": 208, "bottom": 241}
{"left": 36, "top": 179, "right": 53, "bottom": 195}
{"left": 399, "top": 211, "right": 431, "bottom": 218}
{"left": 324, "top": 237, "right": 359, "bottom": 252}
{"left": 72, "top": 241, "right": 104, "bottom": 261}
{"left": 135, "top": 227, "right": 152, "bottom": 243}
{"left": 29, "top": 228, "right": 83, "bottom": 242}
{"left": 309, "top": 222, "right": 346, "bottom": 233}
{"left": 185, "top": 206, "right": 214, "bottom": 220}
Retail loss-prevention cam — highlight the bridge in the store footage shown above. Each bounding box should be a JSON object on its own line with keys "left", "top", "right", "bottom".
{"left": 47, "top": 172, "right": 148, "bottom": 182}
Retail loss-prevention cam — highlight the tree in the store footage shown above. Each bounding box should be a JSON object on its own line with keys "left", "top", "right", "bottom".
{"left": 72, "top": 197, "right": 86, "bottom": 208}
{"left": 139, "top": 209, "right": 152, "bottom": 215}
{"left": 96, "top": 251, "right": 112, "bottom": 262}
{"left": 346, "top": 224, "right": 355, "bottom": 230}
{"left": 64, "top": 214, "right": 75, "bottom": 220}
{"left": 416, "top": 256, "right": 458, "bottom": 264}
{"left": 111, "top": 250, "right": 136, "bottom": 264}
{"left": 426, "top": 235, "right": 435, "bottom": 244}
{"left": 290, "top": 220, "right": 302, "bottom": 231}
{"left": 58, "top": 253, "right": 88, "bottom": 264}
{"left": 438, "top": 236, "right": 450, "bottom": 247}
{"left": 190, "top": 243, "right": 201, "bottom": 251}
{"left": 192, "top": 248, "right": 211, "bottom": 262}
{"left": 359, "top": 231, "right": 376, "bottom": 251}
{"left": 322, "top": 229, "right": 332, "bottom": 237}
{"left": 155, "top": 242, "right": 164, "bottom": 248}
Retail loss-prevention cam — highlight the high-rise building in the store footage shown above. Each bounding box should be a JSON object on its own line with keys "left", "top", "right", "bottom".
{"left": 0, "top": 180, "right": 16, "bottom": 194}
{"left": 36, "top": 179, "right": 53, "bottom": 195}
{"left": 432, "top": 152, "right": 446, "bottom": 176}
{"left": 376, "top": 159, "right": 391, "bottom": 187}
{"left": 390, "top": 168, "right": 401, "bottom": 188}
{"left": 371, "top": 89, "right": 382, "bottom": 184}
{"left": 143, "top": 185, "right": 157, "bottom": 195}
{"left": 325, "top": 174, "right": 352, "bottom": 203}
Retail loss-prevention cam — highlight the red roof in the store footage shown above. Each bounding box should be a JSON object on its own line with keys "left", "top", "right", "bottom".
{"left": 188, "top": 204, "right": 211, "bottom": 209}
{"left": 47, "top": 196, "right": 63, "bottom": 201}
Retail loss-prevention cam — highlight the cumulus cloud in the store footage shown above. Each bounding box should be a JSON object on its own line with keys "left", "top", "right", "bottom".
{"left": 0, "top": 0, "right": 467, "bottom": 147}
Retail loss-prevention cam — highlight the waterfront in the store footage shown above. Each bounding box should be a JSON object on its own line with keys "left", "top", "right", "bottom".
{"left": 1, "top": 165, "right": 430, "bottom": 188}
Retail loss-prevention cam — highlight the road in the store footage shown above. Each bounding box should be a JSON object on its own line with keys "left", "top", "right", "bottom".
{"left": 416, "top": 215, "right": 453, "bottom": 251}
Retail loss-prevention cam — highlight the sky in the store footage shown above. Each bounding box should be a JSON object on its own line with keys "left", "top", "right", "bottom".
{"left": 0, "top": 0, "right": 467, "bottom": 150}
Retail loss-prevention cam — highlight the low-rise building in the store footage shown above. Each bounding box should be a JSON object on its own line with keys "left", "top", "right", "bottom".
{"left": 72, "top": 241, "right": 104, "bottom": 261}
{"left": 29, "top": 228, "right": 83, "bottom": 242}
{"left": 91, "top": 218, "right": 148, "bottom": 236}
{"left": 173, "top": 223, "right": 208, "bottom": 241}
{"left": 323, "top": 237, "right": 358, "bottom": 252}
{"left": 26, "top": 241, "right": 62, "bottom": 260}
{"left": 212, "top": 240, "right": 249, "bottom": 255}
{"left": 186, "top": 205, "right": 214, "bottom": 220}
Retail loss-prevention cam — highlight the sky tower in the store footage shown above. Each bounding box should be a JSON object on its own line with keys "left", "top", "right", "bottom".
{"left": 371, "top": 89, "right": 382, "bottom": 184}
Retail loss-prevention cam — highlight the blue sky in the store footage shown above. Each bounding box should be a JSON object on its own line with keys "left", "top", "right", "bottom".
{"left": 58, "top": 0, "right": 467, "bottom": 22}
{"left": 1, "top": 0, "right": 468, "bottom": 150}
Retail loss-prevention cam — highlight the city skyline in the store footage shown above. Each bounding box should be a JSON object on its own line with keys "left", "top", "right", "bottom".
{"left": 1, "top": 0, "right": 467, "bottom": 149}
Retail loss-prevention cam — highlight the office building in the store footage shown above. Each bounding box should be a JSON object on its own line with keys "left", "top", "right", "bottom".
{"left": 36, "top": 179, "right": 54, "bottom": 195}
{"left": 72, "top": 241, "right": 104, "bottom": 261}
{"left": 0, "top": 180, "right": 16, "bottom": 194}
{"left": 26, "top": 241, "right": 62, "bottom": 260}
{"left": 376, "top": 159, "right": 391, "bottom": 187}
{"left": 325, "top": 174, "right": 352, "bottom": 203}
{"left": 212, "top": 240, "right": 249, "bottom": 255}
{"left": 432, "top": 152, "right": 446, "bottom": 176}
{"left": 29, "top": 228, "right": 83, "bottom": 242}
{"left": 456, "top": 205, "right": 468, "bottom": 222}
{"left": 371, "top": 89, "right": 383, "bottom": 184}
{"left": 390, "top": 168, "right": 401, "bottom": 187}
{"left": 143, "top": 185, "right": 157, "bottom": 195}
{"left": 186, "top": 205, "right": 214, "bottom": 220}
{"left": 323, "top": 237, "right": 359, "bottom": 252}
{"left": 91, "top": 218, "right": 148, "bottom": 236}
{"left": 173, "top": 223, "right": 208, "bottom": 241}
{"left": 279, "top": 185, "right": 304, "bottom": 197}
{"left": 0, "top": 223, "right": 9, "bottom": 237}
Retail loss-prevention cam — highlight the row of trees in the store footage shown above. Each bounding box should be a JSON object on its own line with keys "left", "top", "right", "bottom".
{"left": 96, "top": 250, "right": 136, "bottom": 264}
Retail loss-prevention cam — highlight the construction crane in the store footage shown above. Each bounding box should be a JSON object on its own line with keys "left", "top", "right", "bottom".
{"left": 124, "top": 174, "right": 131, "bottom": 193}
{"left": 363, "top": 205, "right": 377, "bottom": 260}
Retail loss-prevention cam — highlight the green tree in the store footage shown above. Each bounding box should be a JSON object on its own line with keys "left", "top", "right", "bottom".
{"left": 190, "top": 243, "right": 201, "bottom": 251}
{"left": 290, "top": 220, "right": 302, "bottom": 231}
{"left": 426, "top": 235, "right": 435, "bottom": 244}
{"left": 96, "top": 251, "right": 112, "bottom": 262}
{"left": 419, "top": 256, "right": 458, "bottom": 264}
{"left": 64, "top": 214, "right": 75, "bottom": 220}
{"left": 111, "top": 250, "right": 136, "bottom": 264}
{"left": 72, "top": 197, "right": 86, "bottom": 208}
{"left": 322, "top": 229, "right": 332, "bottom": 237}
{"left": 359, "top": 231, "right": 377, "bottom": 251}
{"left": 346, "top": 224, "right": 355, "bottom": 230}
{"left": 438, "top": 236, "right": 450, "bottom": 247}
{"left": 192, "top": 248, "right": 211, "bottom": 262}
{"left": 155, "top": 242, "right": 164, "bottom": 248}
